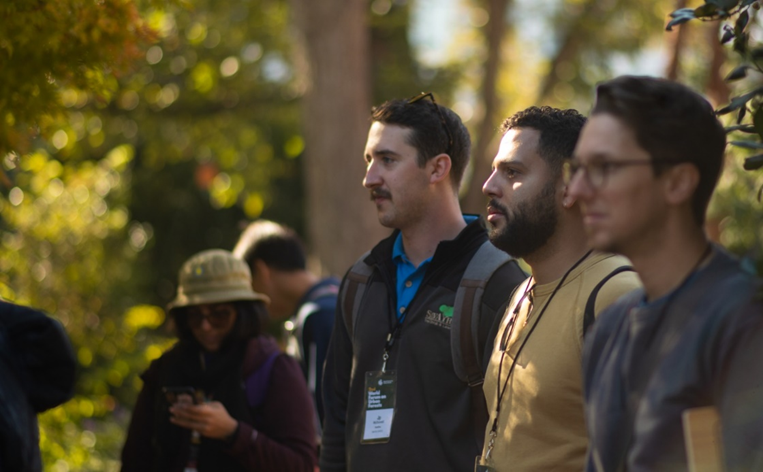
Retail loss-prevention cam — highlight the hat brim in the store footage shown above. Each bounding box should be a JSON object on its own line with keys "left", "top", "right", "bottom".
{"left": 167, "top": 289, "right": 270, "bottom": 311}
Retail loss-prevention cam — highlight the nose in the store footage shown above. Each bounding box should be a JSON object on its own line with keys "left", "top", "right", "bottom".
{"left": 199, "top": 316, "right": 213, "bottom": 331}
{"left": 566, "top": 169, "right": 592, "bottom": 202}
{"left": 482, "top": 169, "right": 501, "bottom": 199}
{"left": 363, "top": 159, "right": 380, "bottom": 189}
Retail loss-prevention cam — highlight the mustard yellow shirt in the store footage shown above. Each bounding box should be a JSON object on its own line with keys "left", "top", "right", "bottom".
{"left": 481, "top": 253, "right": 641, "bottom": 472}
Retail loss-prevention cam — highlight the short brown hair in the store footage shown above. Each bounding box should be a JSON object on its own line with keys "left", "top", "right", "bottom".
{"left": 371, "top": 97, "right": 471, "bottom": 188}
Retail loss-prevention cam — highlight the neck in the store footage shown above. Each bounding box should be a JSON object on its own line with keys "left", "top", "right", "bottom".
{"left": 270, "top": 270, "right": 319, "bottom": 318}
{"left": 624, "top": 224, "right": 709, "bottom": 301}
{"left": 525, "top": 217, "right": 590, "bottom": 285}
{"left": 400, "top": 195, "right": 465, "bottom": 267}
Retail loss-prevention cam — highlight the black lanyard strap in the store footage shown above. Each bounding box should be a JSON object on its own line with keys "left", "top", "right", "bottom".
{"left": 490, "top": 249, "right": 593, "bottom": 437}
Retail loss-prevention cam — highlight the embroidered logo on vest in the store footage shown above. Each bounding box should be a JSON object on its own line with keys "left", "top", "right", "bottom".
{"left": 425, "top": 304, "right": 453, "bottom": 329}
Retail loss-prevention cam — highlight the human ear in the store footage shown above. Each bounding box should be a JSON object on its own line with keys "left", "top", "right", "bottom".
{"left": 561, "top": 179, "right": 577, "bottom": 209}
{"left": 428, "top": 153, "right": 452, "bottom": 184}
{"left": 663, "top": 163, "right": 699, "bottom": 206}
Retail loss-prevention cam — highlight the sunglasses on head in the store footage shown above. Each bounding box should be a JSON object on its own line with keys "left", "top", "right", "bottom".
{"left": 407, "top": 92, "right": 454, "bottom": 156}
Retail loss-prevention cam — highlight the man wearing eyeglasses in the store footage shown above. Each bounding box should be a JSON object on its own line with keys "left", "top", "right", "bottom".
{"left": 567, "top": 75, "right": 763, "bottom": 471}
{"left": 320, "top": 94, "right": 526, "bottom": 472}
{"left": 477, "top": 106, "right": 640, "bottom": 472}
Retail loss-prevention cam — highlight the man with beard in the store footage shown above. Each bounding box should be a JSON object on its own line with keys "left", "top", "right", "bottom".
{"left": 476, "top": 106, "right": 640, "bottom": 472}
{"left": 320, "top": 94, "right": 526, "bottom": 472}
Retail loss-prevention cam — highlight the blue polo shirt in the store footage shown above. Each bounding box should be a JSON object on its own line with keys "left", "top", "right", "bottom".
{"left": 392, "top": 216, "right": 478, "bottom": 321}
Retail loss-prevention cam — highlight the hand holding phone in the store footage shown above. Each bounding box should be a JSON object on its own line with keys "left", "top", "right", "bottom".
{"left": 162, "top": 386, "right": 199, "bottom": 405}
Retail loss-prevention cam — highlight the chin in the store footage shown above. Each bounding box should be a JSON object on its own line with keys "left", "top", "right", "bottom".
{"left": 588, "top": 233, "right": 620, "bottom": 255}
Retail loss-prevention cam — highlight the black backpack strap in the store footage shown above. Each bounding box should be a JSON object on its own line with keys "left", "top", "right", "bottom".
{"left": 451, "top": 241, "right": 515, "bottom": 448}
{"left": 340, "top": 252, "right": 373, "bottom": 337}
{"left": 583, "top": 266, "right": 635, "bottom": 335}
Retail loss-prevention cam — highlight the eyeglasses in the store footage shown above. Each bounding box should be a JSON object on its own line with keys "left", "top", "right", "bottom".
{"left": 562, "top": 159, "right": 676, "bottom": 189}
{"left": 187, "top": 305, "right": 235, "bottom": 328}
{"left": 407, "top": 92, "right": 454, "bottom": 156}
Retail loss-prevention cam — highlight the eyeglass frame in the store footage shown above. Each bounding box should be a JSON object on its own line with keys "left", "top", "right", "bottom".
{"left": 407, "top": 92, "right": 454, "bottom": 157}
{"left": 562, "top": 157, "right": 684, "bottom": 189}
{"left": 186, "top": 304, "right": 236, "bottom": 329}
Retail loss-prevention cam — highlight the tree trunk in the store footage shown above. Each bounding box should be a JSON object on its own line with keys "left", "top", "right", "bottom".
{"left": 462, "top": 0, "right": 513, "bottom": 215}
{"left": 290, "top": 0, "right": 387, "bottom": 275}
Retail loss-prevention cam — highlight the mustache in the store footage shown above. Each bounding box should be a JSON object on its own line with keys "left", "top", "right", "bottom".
{"left": 370, "top": 189, "right": 392, "bottom": 200}
{"left": 487, "top": 199, "right": 508, "bottom": 216}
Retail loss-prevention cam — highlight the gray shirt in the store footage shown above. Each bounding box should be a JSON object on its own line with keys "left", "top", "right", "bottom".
{"left": 583, "top": 246, "right": 763, "bottom": 472}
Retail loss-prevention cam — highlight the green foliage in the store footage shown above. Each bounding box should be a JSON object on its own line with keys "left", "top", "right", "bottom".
{"left": 710, "top": 154, "right": 763, "bottom": 272}
{"left": 0, "top": 0, "right": 156, "bottom": 155}
{"left": 55, "top": 0, "right": 306, "bottom": 308}
{"left": 668, "top": 0, "right": 763, "bottom": 197}
{"left": 0, "top": 147, "right": 173, "bottom": 471}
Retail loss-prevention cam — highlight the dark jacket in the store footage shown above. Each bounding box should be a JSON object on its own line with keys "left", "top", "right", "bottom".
{"left": 320, "top": 218, "right": 526, "bottom": 472}
{"left": 121, "top": 335, "right": 316, "bottom": 472}
{"left": 583, "top": 246, "right": 763, "bottom": 472}
{"left": 0, "top": 301, "right": 76, "bottom": 472}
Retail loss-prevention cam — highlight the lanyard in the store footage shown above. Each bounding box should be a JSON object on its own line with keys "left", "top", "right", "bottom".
{"left": 483, "top": 249, "right": 592, "bottom": 462}
{"left": 380, "top": 259, "right": 448, "bottom": 372}
{"left": 381, "top": 321, "right": 403, "bottom": 372}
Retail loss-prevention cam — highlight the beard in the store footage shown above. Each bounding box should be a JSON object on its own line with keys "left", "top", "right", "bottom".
{"left": 488, "top": 180, "right": 559, "bottom": 258}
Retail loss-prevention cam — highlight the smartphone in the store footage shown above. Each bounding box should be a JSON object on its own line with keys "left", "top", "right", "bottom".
{"left": 162, "top": 386, "right": 197, "bottom": 405}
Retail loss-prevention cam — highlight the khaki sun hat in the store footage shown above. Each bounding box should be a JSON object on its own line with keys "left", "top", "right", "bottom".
{"left": 167, "top": 249, "right": 270, "bottom": 310}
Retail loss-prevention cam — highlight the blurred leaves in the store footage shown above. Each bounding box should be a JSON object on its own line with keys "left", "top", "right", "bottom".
{"left": 0, "top": 0, "right": 158, "bottom": 156}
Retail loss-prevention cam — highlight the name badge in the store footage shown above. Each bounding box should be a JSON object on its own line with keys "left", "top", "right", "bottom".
{"left": 361, "top": 370, "right": 396, "bottom": 444}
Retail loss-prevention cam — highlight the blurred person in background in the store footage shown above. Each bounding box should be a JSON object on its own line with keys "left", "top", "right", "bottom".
{"left": 0, "top": 300, "right": 76, "bottom": 472}
{"left": 568, "top": 76, "right": 763, "bottom": 471}
{"left": 233, "top": 220, "right": 339, "bottom": 428}
{"left": 121, "top": 249, "right": 316, "bottom": 472}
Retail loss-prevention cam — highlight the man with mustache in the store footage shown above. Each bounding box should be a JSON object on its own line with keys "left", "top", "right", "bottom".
{"left": 477, "top": 106, "right": 640, "bottom": 472}
{"left": 568, "top": 76, "right": 763, "bottom": 471}
{"left": 320, "top": 94, "right": 525, "bottom": 472}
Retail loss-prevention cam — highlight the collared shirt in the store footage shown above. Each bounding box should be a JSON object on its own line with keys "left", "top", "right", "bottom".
{"left": 392, "top": 233, "right": 431, "bottom": 321}
{"left": 391, "top": 216, "right": 478, "bottom": 321}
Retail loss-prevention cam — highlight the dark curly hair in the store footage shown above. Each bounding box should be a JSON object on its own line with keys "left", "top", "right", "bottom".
{"left": 591, "top": 75, "right": 726, "bottom": 226}
{"left": 500, "top": 106, "right": 587, "bottom": 178}
{"left": 371, "top": 96, "right": 471, "bottom": 189}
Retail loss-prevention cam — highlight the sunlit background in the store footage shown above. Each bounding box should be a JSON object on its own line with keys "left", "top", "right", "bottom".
{"left": 1, "top": 0, "right": 761, "bottom": 470}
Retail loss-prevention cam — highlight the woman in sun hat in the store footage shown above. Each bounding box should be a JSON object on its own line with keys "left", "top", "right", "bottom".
{"left": 121, "top": 249, "right": 316, "bottom": 472}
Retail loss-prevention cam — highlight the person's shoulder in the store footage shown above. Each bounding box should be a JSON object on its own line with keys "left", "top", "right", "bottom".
{"left": 470, "top": 243, "right": 527, "bottom": 310}
{"left": 580, "top": 254, "right": 641, "bottom": 309}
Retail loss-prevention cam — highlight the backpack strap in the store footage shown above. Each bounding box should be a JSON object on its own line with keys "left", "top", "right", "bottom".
{"left": 451, "top": 241, "right": 515, "bottom": 448}
{"left": 340, "top": 251, "right": 373, "bottom": 337}
{"left": 245, "top": 351, "right": 281, "bottom": 408}
{"left": 583, "top": 266, "right": 635, "bottom": 336}
{"left": 451, "top": 241, "right": 514, "bottom": 387}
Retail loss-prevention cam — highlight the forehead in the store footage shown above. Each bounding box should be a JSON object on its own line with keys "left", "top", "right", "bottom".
{"left": 365, "top": 122, "right": 415, "bottom": 153}
{"left": 494, "top": 127, "right": 542, "bottom": 166}
{"left": 575, "top": 113, "right": 645, "bottom": 161}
